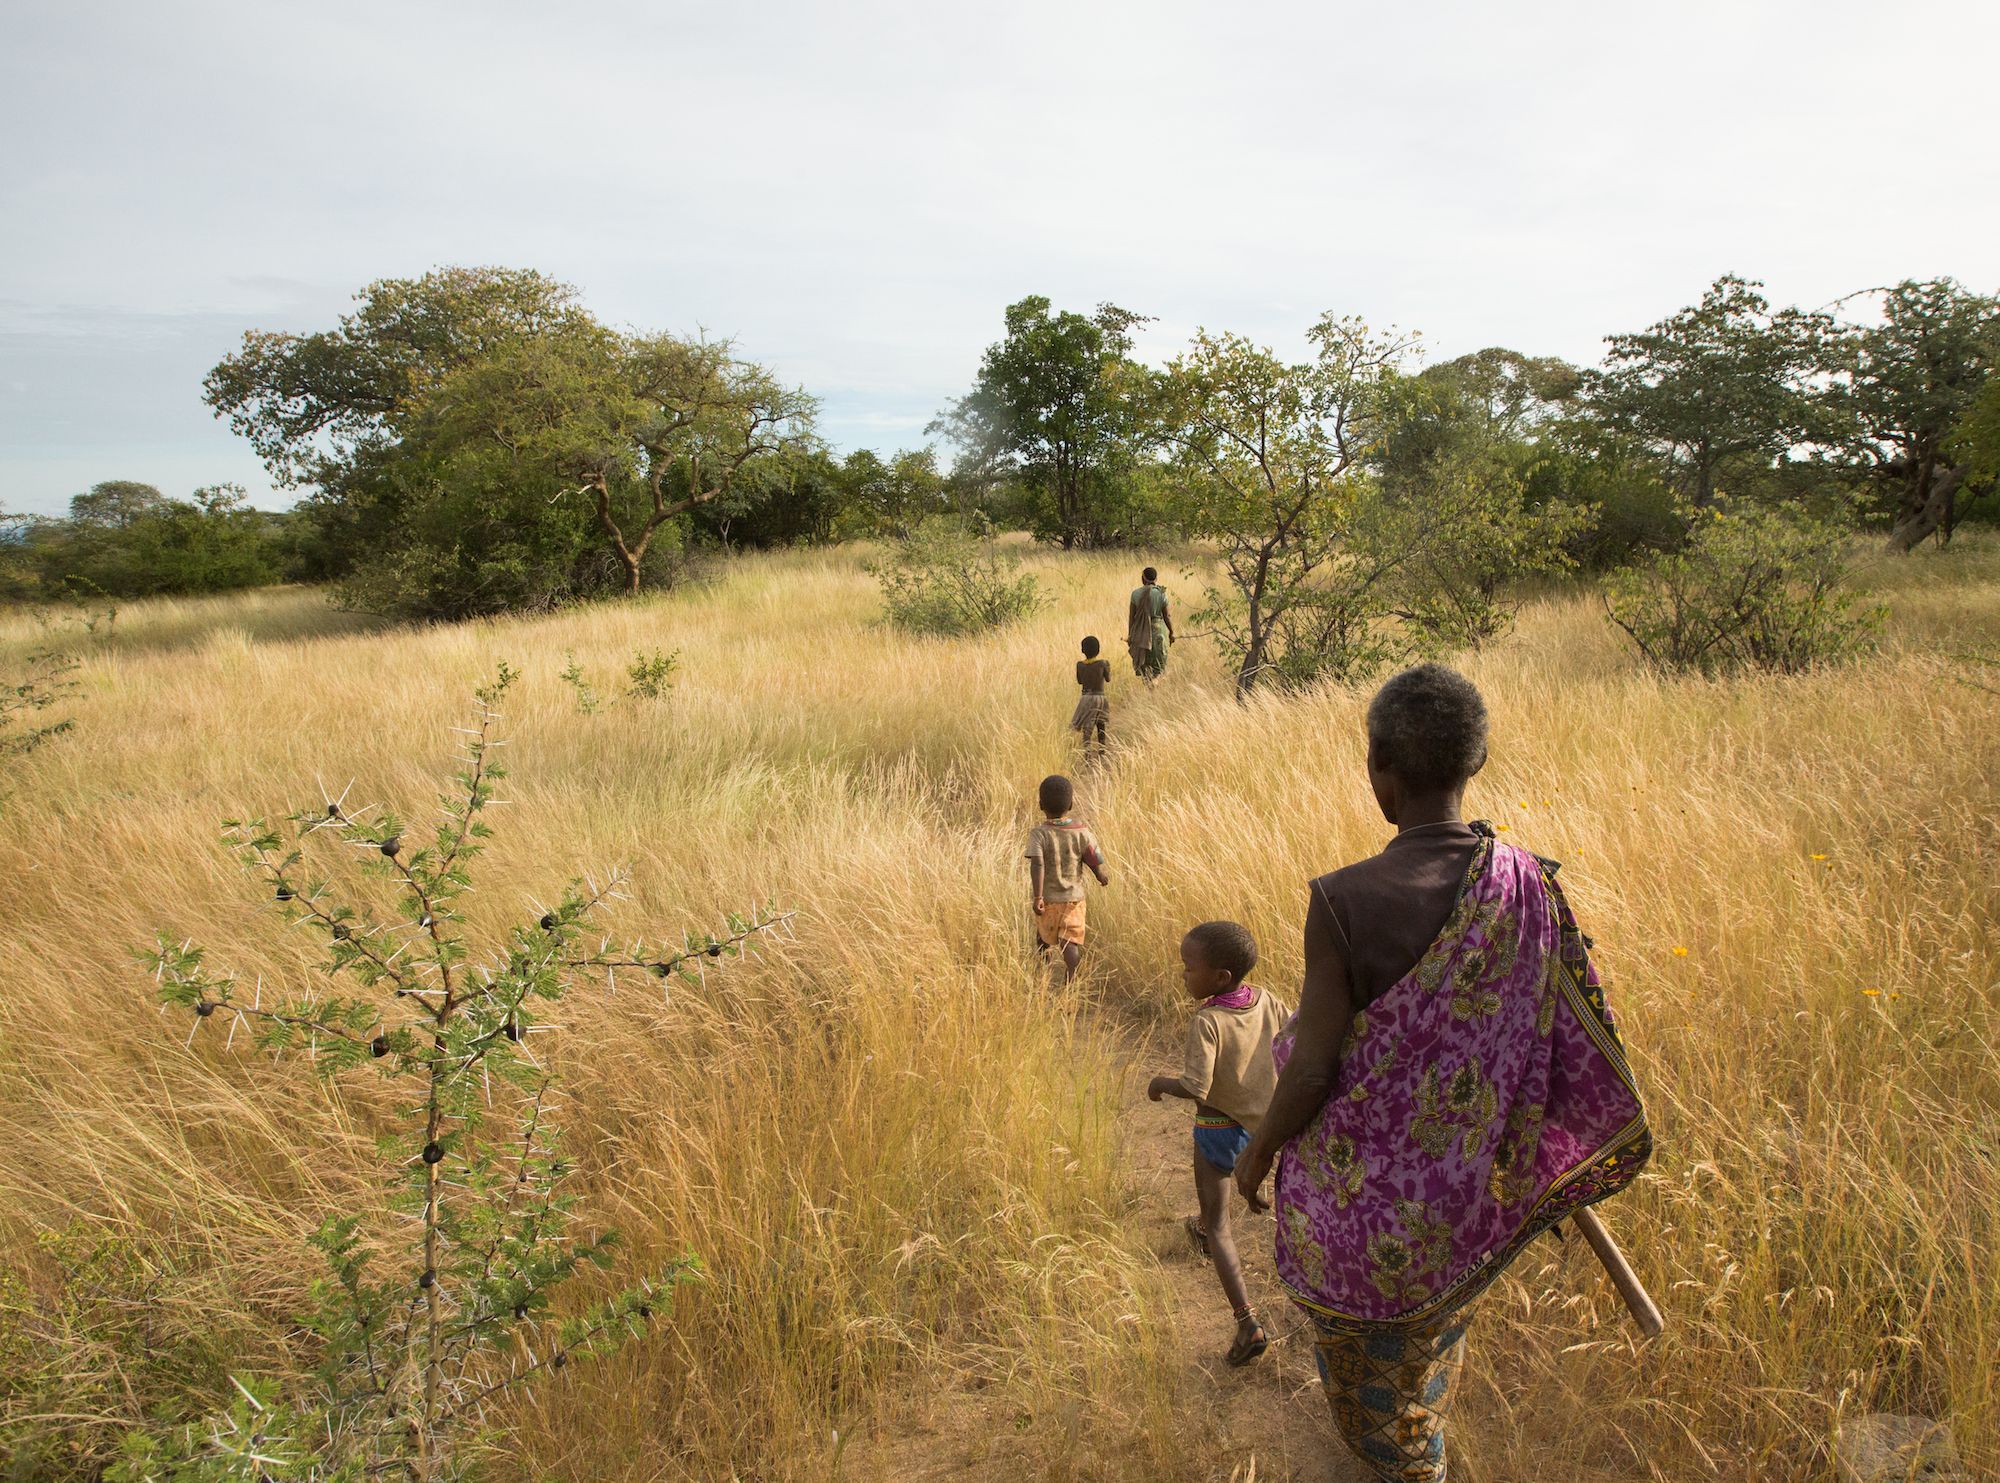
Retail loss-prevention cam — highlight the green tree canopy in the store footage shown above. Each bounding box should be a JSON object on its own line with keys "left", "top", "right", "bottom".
{"left": 1828, "top": 277, "right": 1999, "bottom": 550}
{"left": 69, "top": 480, "right": 169, "bottom": 529}
{"left": 1154, "top": 317, "right": 1410, "bottom": 693}
{"left": 205, "top": 268, "right": 814, "bottom": 617}
{"left": 30, "top": 484, "right": 281, "bottom": 599}
{"left": 834, "top": 447, "right": 950, "bottom": 539}
{"left": 1590, "top": 274, "right": 1834, "bottom": 506}
{"left": 931, "top": 295, "right": 1155, "bottom": 548}
{"left": 205, "top": 267, "right": 596, "bottom": 488}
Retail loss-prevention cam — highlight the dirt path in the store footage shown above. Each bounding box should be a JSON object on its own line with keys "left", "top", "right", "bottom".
{"left": 1113, "top": 1041, "right": 1372, "bottom": 1483}
{"left": 848, "top": 1028, "right": 1377, "bottom": 1482}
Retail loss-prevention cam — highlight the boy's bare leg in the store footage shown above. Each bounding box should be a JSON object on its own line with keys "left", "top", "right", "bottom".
{"left": 1060, "top": 941, "right": 1082, "bottom": 981}
{"left": 1194, "top": 1147, "right": 1264, "bottom": 1357}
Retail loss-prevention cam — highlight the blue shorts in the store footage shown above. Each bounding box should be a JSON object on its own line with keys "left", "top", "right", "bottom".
{"left": 1193, "top": 1117, "right": 1251, "bottom": 1173}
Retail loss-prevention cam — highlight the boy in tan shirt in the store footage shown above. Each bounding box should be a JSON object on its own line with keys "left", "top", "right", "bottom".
{"left": 1024, "top": 774, "right": 1109, "bottom": 982}
{"left": 1148, "top": 919, "right": 1288, "bottom": 1366}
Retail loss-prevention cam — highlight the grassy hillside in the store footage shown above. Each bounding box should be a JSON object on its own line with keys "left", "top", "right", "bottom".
{"left": 2, "top": 538, "right": 1995, "bottom": 1480}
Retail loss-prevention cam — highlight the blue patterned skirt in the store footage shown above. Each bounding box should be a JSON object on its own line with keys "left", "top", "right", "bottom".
{"left": 1305, "top": 1303, "right": 1471, "bottom": 1481}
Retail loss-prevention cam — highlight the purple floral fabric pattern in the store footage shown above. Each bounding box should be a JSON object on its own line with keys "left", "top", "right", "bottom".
{"left": 1273, "top": 833, "right": 1651, "bottom": 1333}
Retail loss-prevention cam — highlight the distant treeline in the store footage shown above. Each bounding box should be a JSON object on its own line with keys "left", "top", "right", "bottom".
{"left": 4, "top": 267, "right": 1994, "bottom": 617}
{"left": 0, "top": 482, "right": 302, "bottom": 604}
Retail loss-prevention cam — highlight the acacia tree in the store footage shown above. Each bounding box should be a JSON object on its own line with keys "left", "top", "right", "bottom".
{"left": 931, "top": 296, "right": 1154, "bottom": 548}
{"left": 1158, "top": 319, "right": 1592, "bottom": 694}
{"left": 206, "top": 268, "right": 814, "bottom": 616}
{"left": 1591, "top": 275, "right": 1835, "bottom": 506}
{"left": 127, "top": 669, "right": 790, "bottom": 1480}
{"left": 1952, "top": 375, "right": 2000, "bottom": 491}
{"left": 1372, "top": 353, "right": 1595, "bottom": 642}
{"left": 1155, "top": 318, "right": 1415, "bottom": 694}
{"left": 1828, "top": 278, "right": 2000, "bottom": 550}
{"left": 68, "top": 480, "right": 168, "bottom": 529}
{"left": 413, "top": 329, "right": 814, "bottom": 595}
{"left": 833, "top": 448, "right": 949, "bottom": 539}
{"left": 206, "top": 268, "right": 595, "bottom": 491}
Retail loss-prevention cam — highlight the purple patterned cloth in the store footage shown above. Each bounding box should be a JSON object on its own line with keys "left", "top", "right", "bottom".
{"left": 1273, "top": 831, "right": 1651, "bottom": 1334}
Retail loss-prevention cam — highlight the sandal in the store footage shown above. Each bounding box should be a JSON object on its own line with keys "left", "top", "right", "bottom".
{"left": 1183, "top": 1215, "right": 1209, "bottom": 1257}
{"left": 1225, "top": 1323, "right": 1270, "bottom": 1368}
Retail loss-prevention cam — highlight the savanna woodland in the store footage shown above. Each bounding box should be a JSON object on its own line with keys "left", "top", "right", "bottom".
{"left": 3, "top": 265, "right": 1996, "bottom": 1482}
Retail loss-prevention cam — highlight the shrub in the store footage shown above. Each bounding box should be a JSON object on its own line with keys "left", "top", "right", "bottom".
{"left": 559, "top": 650, "right": 601, "bottom": 713}
{"left": 0, "top": 1223, "right": 250, "bottom": 1480}
{"left": 869, "top": 516, "right": 1043, "bottom": 636}
{"left": 28, "top": 485, "right": 283, "bottom": 599}
{"left": 124, "top": 668, "right": 789, "bottom": 1480}
{"left": 1604, "top": 497, "right": 1880, "bottom": 676}
{"left": 1367, "top": 451, "right": 1595, "bottom": 651}
{"left": 1, "top": 649, "right": 78, "bottom": 762}
{"left": 624, "top": 648, "right": 677, "bottom": 700}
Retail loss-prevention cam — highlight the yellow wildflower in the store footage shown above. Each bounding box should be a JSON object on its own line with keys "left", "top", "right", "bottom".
{"left": 1810, "top": 853, "right": 1827, "bottom": 861}
{"left": 1863, "top": 988, "right": 1881, "bottom": 997}
{"left": 1671, "top": 946, "right": 1689, "bottom": 958}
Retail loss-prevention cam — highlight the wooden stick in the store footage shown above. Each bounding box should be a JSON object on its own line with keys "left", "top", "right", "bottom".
{"left": 1571, "top": 1206, "right": 1665, "bottom": 1338}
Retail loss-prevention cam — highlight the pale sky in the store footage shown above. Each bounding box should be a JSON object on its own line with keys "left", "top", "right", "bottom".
{"left": 3, "top": 0, "right": 1996, "bottom": 516}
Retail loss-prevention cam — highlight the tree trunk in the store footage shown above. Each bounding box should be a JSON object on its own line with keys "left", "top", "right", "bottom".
{"left": 1236, "top": 576, "right": 1266, "bottom": 701}
{"left": 1887, "top": 464, "right": 1966, "bottom": 552}
{"left": 1234, "top": 645, "right": 1262, "bottom": 700}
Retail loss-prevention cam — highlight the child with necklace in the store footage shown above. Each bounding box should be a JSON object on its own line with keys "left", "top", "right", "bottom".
{"left": 1148, "top": 919, "right": 1290, "bottom": 1366}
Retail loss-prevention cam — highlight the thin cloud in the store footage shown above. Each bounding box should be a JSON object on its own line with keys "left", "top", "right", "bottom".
{"left": 3, "top": 0, "right": 1996, "bottom": 514}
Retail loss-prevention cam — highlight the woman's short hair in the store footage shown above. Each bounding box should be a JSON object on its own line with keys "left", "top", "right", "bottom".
{"left": 1366, "top": 664, "right": 1488, "bottom": 792}
{"left": 1141, "top": 566, "right": 1157, "bottom": 584}
{"left": 1184, "top": 920, "right": 1258, "bottom": 985}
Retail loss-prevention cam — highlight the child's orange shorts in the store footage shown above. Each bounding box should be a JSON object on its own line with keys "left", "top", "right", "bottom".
{"left": 1036, "top": 898, "right": 1087, "bottom": 947}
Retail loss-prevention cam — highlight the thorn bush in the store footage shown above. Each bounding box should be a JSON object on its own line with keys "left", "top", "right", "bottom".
{"left": 124, "top": 665, "right": 791, "bottom": 1480}
{"left": 1, "top": 648, "right": 79, "bottom": 764}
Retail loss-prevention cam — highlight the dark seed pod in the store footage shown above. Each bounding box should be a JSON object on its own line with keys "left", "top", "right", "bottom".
{"left": 370, "top": 1035, "right": 389, "bottom": 1058}
{"left": 380, "top": 836, "right": 401, "bottom": 856}
{"left": 513, "top": 1301, "right": 528, "bottom": 1319}
{"left": 503, "top": 1020, "right": 521, "bottom": 1042}
{"left": 195, "top": 1000, "right": 216, "bottom": 1018}
{"left": 706, "top": 943, "right": 723, "bottom": 958}
{"left": 331, "top": 923, "right": 351, "bottom": 941}
{"left": 275, "top": 884, "right": 294, "bottom": 901}
{"left": 326, "top": 803, "right": 341, "bottom": 818}
{"left": 539, "top": 913, "right": 558, "bottom": 931}
{"left": 551, "top": 1352, "right": 566, "bottom": 1369}
{"left": 418, "top": 1269, "right": 436, "bottom": 1289}
{"left": 422, "top": 1142, "right": 443, "bottom": 1165}
{"left": 654, "top": 963, "right": 671, "bottom": 978}
{"left": 636, "top": 1303, "right": 652, "bottom": 1319}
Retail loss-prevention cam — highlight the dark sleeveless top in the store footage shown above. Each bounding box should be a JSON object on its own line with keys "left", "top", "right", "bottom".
{"left": 1310, "top": 821, "right": 1481, "bottom": 1011}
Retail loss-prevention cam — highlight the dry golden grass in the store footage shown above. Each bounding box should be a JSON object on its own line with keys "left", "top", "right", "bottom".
{"left": 1, "top": 535, "right": 1995, "bottom": 1481}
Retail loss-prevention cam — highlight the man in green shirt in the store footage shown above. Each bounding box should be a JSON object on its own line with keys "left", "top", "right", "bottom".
{"left": 1126, "top": 566, "right": 1174, "bottom": 681}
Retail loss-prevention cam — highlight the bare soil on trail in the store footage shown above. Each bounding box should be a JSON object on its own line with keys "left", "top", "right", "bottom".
{"left": 847, "top": 1031, "right": 1373, "bottom": 1483}
{"left": 1110, "top": 1044, "right": 1371, "bottom": 1483}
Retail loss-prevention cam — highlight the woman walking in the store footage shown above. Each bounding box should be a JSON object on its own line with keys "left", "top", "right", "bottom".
{"left": 1126, "top": 566, "right": 1174, "bottom": 680}
{"left": 1235, "top": 664, "right": 1651, "bottom": 1481}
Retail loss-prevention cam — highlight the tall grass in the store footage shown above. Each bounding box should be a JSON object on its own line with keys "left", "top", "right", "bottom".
{"left": 1, "top": 537, "right": 1995, "bottom": 1480}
